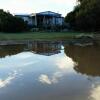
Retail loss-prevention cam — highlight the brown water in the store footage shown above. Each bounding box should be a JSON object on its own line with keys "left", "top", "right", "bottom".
{"left": 0, "top": 42, "right": 100, "bottom": 100}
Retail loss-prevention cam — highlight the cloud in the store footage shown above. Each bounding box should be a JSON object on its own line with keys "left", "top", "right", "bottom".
{"left": 50, "top": 0, "right": 76, "bottom": 5}
{"left": 0, "top": 0, "right": 76, "bottom": 16}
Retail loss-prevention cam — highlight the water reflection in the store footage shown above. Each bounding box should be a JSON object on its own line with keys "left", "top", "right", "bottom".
{"left": 64, "top": 45, "right": 100, "bottom": 100}
{"left": 38, "top": 48, "right": 76, "bottom": 85}
{"left": 64, "top": 45, "right": 100, "bottom": 76}
{"left": 31, "top": 42, "right": 61, "bottom": 56}
{"left": 0, "top": 42, "right": 100, "bottom": 100}
{"left": 0, "top": 41, "right": 61, "bottom": 57}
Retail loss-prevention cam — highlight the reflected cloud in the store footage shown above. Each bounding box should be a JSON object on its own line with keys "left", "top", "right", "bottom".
{"left": 14, "top": 52, "right": 34, "bottom": 59}
{"left": 0, "top": 71, "right": 17, "bottom": 88}
{"left": 51, "top": 72, "right": 63, "bottom": 83}
{"left": 90, "top": 85, "right": 100, "bottom": 100}
{"left": 39, "top": 74, "right": 52, "bottom": 85}
{"left": 0, "top": 52, "right": 39, "bottom": 68}
{"left": 39, "top": 51, "right": 77, "bottom": 85}
{"left": 39, "top": 72, "right": 63, "bottom": 85}
{"left": 55, "top": 55, "right": 77, "bottom": 71}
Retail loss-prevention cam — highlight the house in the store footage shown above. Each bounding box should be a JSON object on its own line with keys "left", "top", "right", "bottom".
{"left": 15, "top": 11, "right": 64, "bottom": 29}
{"left": 31, "top": 11, "right": 64, "bottom": 27}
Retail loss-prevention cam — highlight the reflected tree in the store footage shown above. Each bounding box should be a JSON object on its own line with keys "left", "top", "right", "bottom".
{"left": 64, "top": 45, "right": 100, "bottom": 76}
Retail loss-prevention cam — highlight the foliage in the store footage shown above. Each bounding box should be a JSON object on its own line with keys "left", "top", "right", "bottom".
{"left": 65, "top": 0, "right": 100, "bottom": 32}
{"left": 0, "top": 9, "right": 29, "bottom": 33}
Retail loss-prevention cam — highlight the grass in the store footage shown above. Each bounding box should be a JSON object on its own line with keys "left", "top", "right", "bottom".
{"left": 0, "top": 32, "right": 92, "bottom": 41}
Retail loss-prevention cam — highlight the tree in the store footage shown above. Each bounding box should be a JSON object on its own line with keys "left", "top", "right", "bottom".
{"left": 65, "top": 0, "right": 100, "bottom": 32}
{"left": 0, "top": 9, "right": 29, "bottom": 33}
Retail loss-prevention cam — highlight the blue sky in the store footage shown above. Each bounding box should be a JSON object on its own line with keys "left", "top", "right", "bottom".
{"left": 0, "top": 0, "right": 76, "bottom": 16}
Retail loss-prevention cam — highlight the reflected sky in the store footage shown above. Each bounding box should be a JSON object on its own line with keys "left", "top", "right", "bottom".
{"left": 38, "top": 52, "right": 76, "bottom": 85}
{"left": 0, "top": 43, "right": 100, "bottom": 100}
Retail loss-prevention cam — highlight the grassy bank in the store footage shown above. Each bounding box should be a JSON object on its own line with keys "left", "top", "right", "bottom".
{"left": 0, "top": 32, "right": 93, "bottom": 41}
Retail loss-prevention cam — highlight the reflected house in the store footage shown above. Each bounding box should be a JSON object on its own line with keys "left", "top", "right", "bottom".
{"left": 64, "top": 46, "right": 100, "bottom": 76}
{"left": 0, "top": 42, "right": 61, "bottom": 57}
{"left": 30, "top": 41, "right": 61, "bottom": 56}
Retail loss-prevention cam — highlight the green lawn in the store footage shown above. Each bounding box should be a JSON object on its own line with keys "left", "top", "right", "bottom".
{"left": 0, "top": 32, "right": 92, "bottom": 41}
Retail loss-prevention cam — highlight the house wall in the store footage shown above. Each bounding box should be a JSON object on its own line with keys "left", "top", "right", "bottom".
{"left": 51, "top": 17, "right": 64, "bottom": 26}
{"left": 55, "top": 17, "right": 64, "bottom": 25}
{"left": 52, "top": 17, "right": 56, "bottom": 25}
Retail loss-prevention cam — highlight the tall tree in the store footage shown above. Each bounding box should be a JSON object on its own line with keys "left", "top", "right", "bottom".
{"left": 0, "top": 9, "right": 29, "bottom": 33}
{"left": 65, "top": 0, "right": 100, "bottom": 32}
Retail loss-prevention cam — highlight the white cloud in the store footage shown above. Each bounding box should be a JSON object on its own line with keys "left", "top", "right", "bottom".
{"left": 51, "top": 0, "right": 76, "bottom": 5}
{"left": 0, "top": 0, "right": 76, "bottom": 16}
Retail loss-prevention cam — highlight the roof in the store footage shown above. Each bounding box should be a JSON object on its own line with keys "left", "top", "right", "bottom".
{"left": 32, "top": 11, "right": 62, "bottom": 17}
{"left": 15, "top": 11, "right": 62, "bottom": 17}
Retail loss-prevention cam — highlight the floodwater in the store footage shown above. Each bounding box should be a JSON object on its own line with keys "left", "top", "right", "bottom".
{"left": 0, "top": 42, "right": 100, "bottom": 100}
